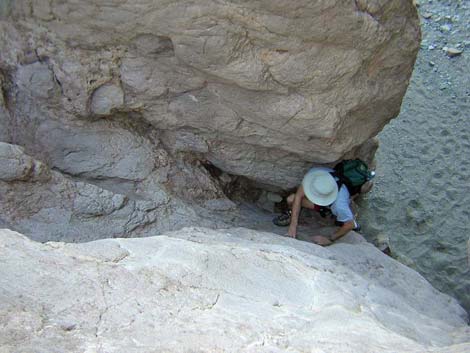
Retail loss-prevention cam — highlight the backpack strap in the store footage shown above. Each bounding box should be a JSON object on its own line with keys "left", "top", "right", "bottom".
{"left": 330, "top": 171, "right": 346, "bottom": 192}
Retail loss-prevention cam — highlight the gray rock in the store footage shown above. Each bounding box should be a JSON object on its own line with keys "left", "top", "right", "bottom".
{"left": 16, "top": 62, "right": 57, "bottom": 99}
{"left": 161, "top": 130, "right": 209, "bottom": 154}
{"left": 0, "top": 107, "right": 9, "bottom": 142}
{"left": 256, "top": 191, "right": 283, "bottom": 212}
{"left": 0, "top": 143, "right": 34, "bottom": 181}
{"left": 72, "top": 182, "right": 128, "bottom": 217}
{"left": 0, "top": 227, "right": 468, "bottom": 352}
{"left": 0, "top": 143, "right": 233, "bottom": 242}
{"left": 375, "top": 233, "right": 391, "bottom": 252}
{"left": 467, "top": 236, "right": 470, "bottom": 269}
{"left": 0, "top": 1, "right": 13, "bottom": 19}
{"left": 59, "top": 322, "right": 77, "bottom": 332}
{"left": 445, "top": 47, "right": 464, "bottom": 57}
{"left": 90, "top": 83, "right": 124, "bottom": 116}
{"left": 0, "top": 143, "right": 163, "bottom": 242}
{"left": 203, "top": 198, "right": 237, "bottom": 211}
{"left": 36, "top": 120, "right": 157, "bottom": 181}
{"left": 267, "top": 192, "right": 283, "bottom": 203}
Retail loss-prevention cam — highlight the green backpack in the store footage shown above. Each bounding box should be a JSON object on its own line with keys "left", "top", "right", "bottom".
{"left": 333, "top": 159, "right": 375, "bottom": 196}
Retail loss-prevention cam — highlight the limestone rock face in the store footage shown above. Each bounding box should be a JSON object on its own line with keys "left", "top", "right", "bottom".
{"left": 1, "top": 227, "right": 468, "bottom": 352}
{"left": 0, "top": 142, "right": 284, "bottom": 242}
{"left": 0, "top": 142, "right": 228, "bottom": 242}
{"left": 90, "top": 83, "right": 125, "bottom": 116}
{"left": 0, "top": 0, "right": 420, "bottom": 188}
{"left": 0, "top": 143, "right": 34, "bottom": 181}
{"left": 0, "top": 1, "right": 420, "bottom": 241}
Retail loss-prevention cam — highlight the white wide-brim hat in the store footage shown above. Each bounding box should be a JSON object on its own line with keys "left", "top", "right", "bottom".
{"left": 302, "top": 168, "right": 338, "bottom": 206}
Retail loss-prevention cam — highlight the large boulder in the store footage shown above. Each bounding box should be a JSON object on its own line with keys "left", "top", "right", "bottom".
{"left": 0, "top": 227, "right": 468, "bottom": 352}
{"left": 0, "top": 0, "right": 420, "bottom": 188}
{"left": 0, "top": 1, "right": 420, "bottom": 241}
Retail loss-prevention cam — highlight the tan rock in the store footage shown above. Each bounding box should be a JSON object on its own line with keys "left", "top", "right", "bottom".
{"left": 0, "top": 1, "right": 421, "bottom": 241}
{"left": 445, "top": 47, "right": 464, "bottom": 57}
{"left": 1, "top": 0, "right": 421, "bottom": 188}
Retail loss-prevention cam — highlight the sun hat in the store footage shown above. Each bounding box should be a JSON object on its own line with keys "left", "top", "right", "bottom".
{"left": 302, "top": 168, "right": 338, "bottom": 206}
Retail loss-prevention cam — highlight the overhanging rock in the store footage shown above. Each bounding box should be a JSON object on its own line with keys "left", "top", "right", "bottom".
{"left": 1, "top": 0, "right": 420, "bottom": 188}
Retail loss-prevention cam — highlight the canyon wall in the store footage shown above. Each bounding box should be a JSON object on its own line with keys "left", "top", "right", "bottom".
{"left": 0, "top": 0, "right": 419, "bottom": 240}
{"left": 3, "top": 3, "right": 469, "bottom": 352}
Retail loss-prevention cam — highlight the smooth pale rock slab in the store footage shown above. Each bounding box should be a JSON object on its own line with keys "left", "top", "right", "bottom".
{"left": 0, "top": 227, "right": 469, "bottom": 353}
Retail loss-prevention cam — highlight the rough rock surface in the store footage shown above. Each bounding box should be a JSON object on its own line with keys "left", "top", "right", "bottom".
{"left": 0, "top": 142, "right": 235, "bottom": 242}
{"left": 0, "top": 0, "right": 420, "bottom": 242}
{"left": 0, "top": 0, "right": 420, "bottom": 243}
{"left": 0, "top": 143, "right": 36, "bottom": 181}
{"left": 0, "top": 0, "right": 420, "bottom": 188}
{"left": 0, "top": 142, "right": 324, "bottom": 242}
{"left": 1, "top": 227, "right": 469, "bottom": 352}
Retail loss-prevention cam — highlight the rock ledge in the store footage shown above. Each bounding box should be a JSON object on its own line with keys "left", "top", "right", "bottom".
{"left": 1, "top": 227, "right": 468, "bottom": 353}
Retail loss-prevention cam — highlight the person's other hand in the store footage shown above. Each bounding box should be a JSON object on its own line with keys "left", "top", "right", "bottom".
{"left": 311, "top": 235, "right": 333, "bottom": 246}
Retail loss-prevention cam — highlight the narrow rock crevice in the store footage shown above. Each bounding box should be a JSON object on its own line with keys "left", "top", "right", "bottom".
{"left": 200, "top": 160, "right": 263, "bottom": 203}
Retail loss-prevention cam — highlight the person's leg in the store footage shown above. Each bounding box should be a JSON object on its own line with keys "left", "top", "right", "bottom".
{"left": 274, "top": 188, "right": 318, "bottom": 227}
{"left": 287, "top": 193, "right": 317, "bottom": 210}
{"left": 286, "top": 193, "right": 295, "bottom": 208}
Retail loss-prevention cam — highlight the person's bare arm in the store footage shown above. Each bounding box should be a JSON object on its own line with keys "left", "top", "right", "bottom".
{"left": 311, "top": 220, "right": 355, "bottom": 246}
{"left": 287, "top": 186, "right": 304, "bottom": 238}
{"left": 330, "top": 220, "right": 355, "bottom": 241}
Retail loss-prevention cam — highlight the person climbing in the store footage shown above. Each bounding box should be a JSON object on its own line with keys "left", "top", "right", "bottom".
{"left": 273, "top": 160, "right": 374, "bottom": 246}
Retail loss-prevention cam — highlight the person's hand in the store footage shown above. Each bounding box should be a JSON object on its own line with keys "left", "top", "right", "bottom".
{"left": 311, "top": 235, "right": 333, "bottom": 246}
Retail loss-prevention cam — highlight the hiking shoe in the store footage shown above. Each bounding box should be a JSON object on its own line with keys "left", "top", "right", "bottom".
{"left": 353, "top": 221, "right": 361, "bottom": 232}
{"left": 273, "top": 210, "right": 291, "bottom": 227}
